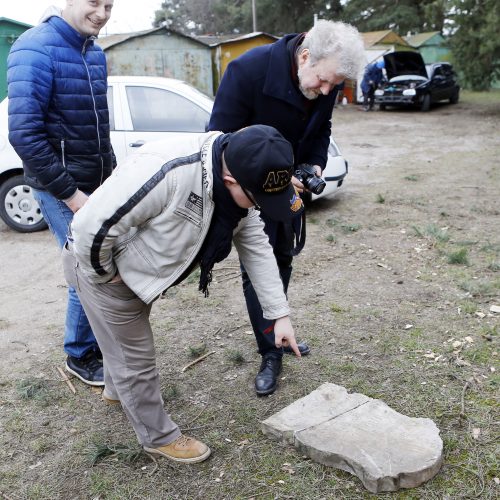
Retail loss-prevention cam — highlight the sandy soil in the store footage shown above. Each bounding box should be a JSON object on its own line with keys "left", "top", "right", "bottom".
{"left": 1, "top": 100, "right": 497, "bottom": 384}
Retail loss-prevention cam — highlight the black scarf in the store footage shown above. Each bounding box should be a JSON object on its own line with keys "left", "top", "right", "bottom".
{"left": 198, "top": 134, "right": 248, "bottom": 296}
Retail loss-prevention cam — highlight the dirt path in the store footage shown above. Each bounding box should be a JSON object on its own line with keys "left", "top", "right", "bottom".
{"left": 2, "top": 100, "right": 495, "bottom": 381}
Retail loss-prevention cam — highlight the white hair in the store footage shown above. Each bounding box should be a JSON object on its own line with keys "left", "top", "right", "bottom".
{"left": 301, "top": 20, "right": 365, "bottom": 80}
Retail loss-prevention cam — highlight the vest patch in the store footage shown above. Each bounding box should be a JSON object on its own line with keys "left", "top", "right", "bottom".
{"left": 185, "top": 191, "right": 203, "bottom": 217}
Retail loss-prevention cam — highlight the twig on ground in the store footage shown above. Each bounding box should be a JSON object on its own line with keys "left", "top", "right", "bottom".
{"left": 212, "top": 326, "right": 224, "bottom": 336}
{"left": 210, "top": 393, "right": 231, "bottom": 405}
{"left": 459, "top": 379, "right": 471, "bottom": 422}
{"left": 214, "top": 270, "right": 241, "bottom": 279}
{"left": 215, "top": 275, "right": 241, "bottom": 283}
{"left": 241, "top": 485, "right": 271, "bottom": 499}
{"left": 444, "top": 463, "right": 485, "bottom": 498}
{"left": 226, "top": 322, "right": 248, "bottom": 333}
{"left": 0, "top": 492, "right": 16, "bottom": 500}
{"left": 56, "top": 367, "right": 76, "bottom": 394}
{"left": 312, "top": 470, "right": 327, "bottom": 486}
{"left": 180, "top": 423, "right": 214, "bottom": 432}
{"left": 183, "top": 388, "right": 212, "bottom": 427}
{"left": 181, "top": 351, "right": 216, "bottom": 373}
{"left": 9, "top": 340, "right": 29, "bottom": 352}
{"left": 145, "top": 452, "right": 159, "bottom": 476}
{"left": 213, "top": 266, "right": 240, "bottom": 271}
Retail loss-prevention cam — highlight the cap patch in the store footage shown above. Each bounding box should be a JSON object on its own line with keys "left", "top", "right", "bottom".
{"left": 290, "top": 188, "right": 304, "bottom": 213}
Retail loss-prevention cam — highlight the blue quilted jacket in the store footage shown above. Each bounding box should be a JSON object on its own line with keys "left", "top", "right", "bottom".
{"left": 7, "top": 14, "right": 114, "bottom": 200}
{"left": 360, "top": 63, "right": 384, "bottom": 93}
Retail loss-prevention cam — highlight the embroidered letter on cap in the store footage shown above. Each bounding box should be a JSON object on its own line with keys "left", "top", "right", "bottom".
{"left": 263, "top": 170, "right": 291, "bottom": 193}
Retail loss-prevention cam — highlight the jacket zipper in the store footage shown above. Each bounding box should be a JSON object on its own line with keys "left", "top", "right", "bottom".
{"left": 61, "top": 139, "right": 66, "bottom": 169}
{"left": 82, "top": 37, "right": 104, "bottom": 185}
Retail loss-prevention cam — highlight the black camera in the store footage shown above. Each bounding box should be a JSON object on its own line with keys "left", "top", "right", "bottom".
{"left": 294, "top": 163, "right": 326, "bottom": 195}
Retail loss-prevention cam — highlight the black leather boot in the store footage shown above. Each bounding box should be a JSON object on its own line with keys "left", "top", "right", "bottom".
{"left": 255, "top": 355, "right": 282, "bottom": 396}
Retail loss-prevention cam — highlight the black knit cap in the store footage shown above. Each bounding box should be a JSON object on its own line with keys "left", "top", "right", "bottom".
{"left": 224, "top": 125, "right": 304, "bottom": 222}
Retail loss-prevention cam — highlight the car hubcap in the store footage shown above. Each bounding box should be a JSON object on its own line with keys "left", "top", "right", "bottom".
{"left": 4, "top": 184, "right": 44, "bottom": 226}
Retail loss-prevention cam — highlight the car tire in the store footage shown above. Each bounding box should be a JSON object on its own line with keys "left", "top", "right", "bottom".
{"left": 450, "top": 89, "right": 460, "bottom": 104}
{"left": 421, "top": 94, "right": 431, "bottom": 112}
{"left": 0, "top": 175, "right": 48, "bottom": 233}
{"left": 379, "top": 104, "right": 386, "bottom": 111}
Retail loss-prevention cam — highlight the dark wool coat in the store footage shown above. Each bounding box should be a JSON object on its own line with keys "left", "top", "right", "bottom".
{"left": 7, "top": 15, "right": 114, "bottom": 200}
{"left": 208, "top": 34, "right": 337, "bottom": 170}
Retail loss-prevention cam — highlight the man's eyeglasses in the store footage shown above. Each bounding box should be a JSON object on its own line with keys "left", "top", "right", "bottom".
{"left": 242, "top": 187, "right": 261, "bottom": 210}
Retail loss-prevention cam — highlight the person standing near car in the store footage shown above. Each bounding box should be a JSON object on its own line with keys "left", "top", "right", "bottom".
{"left": 361, "top": 60, "right": 385, "bottom": 111}
{"left": 7, "top": 0, "right": 115, "bottom": 386}
{"left": 208, "top": 20, "right": 365, "bottom": 396}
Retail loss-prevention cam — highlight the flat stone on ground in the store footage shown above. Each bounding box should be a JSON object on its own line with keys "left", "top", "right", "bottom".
{"left": 261, "top": 383, "right": 443, "bottom": 493}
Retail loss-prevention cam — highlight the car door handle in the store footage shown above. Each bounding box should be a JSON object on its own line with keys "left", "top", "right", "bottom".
{"left": 129, "top": 140, "right": 146, "bottom": 147}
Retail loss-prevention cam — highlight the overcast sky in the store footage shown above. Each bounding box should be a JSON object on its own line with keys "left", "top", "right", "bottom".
{"left": 2, "top": 0, "right": 164, "bottom": 34}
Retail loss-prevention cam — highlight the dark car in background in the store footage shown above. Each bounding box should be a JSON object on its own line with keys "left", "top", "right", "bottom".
{"left": 375, "top": 51, "right": 460, "bottom": 111}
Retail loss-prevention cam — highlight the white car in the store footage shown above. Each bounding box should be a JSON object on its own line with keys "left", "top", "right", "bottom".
{"left": 0, "top": 75, "right": 348, "bottom": 233}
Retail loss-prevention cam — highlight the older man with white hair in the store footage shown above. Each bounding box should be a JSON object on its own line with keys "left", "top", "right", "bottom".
{"left": 209, "top": 20, "right": 365, "bottom": 396}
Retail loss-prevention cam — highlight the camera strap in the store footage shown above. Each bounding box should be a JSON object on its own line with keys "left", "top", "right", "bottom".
{"left": 291, "top": 210, "right": 306, "bottom": 256}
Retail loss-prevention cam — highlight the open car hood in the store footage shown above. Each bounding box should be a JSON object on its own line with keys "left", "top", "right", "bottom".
{"left": 383, "top": 51, "right": 428, "bottom": 80}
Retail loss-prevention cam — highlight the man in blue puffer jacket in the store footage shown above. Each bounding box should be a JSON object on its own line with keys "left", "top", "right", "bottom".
{"left": 7, "top": 0, "right": 115, "bottom": 386}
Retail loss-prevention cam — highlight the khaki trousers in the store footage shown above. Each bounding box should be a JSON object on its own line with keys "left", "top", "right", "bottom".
{"left": 62, "top": 242, "right": 181, "bottom": 448}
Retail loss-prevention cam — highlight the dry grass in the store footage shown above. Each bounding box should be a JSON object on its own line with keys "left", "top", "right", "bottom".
{"left": 1, "top": 98, "right": 499, "bottom": 499}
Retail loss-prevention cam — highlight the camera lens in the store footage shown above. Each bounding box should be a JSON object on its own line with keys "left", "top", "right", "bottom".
{"left": 306, "top": 176, "right": 326, "bottom": 195}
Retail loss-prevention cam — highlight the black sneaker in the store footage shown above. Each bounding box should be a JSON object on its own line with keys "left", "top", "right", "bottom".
{"left": 66, "top": 351, "right": 104, "bottom": 386}
{"left": 95, "top": 347, "right": 103, "bottom": 362}
{"left": 283, "top": 341, "right": 311, "bottom": 356}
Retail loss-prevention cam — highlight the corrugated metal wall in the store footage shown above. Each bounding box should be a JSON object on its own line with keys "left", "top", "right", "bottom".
{"left": 105, "top": 32, "right": 214, "bottom": 96}
{"left": 213, "top": 35, "right": 276, "bottom": 91}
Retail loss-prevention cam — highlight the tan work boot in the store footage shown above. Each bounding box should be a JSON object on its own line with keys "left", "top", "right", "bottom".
{"left": 101, "top": 389, "right": 120, "bottom": 405}
{"left": 143, "top": 435, "right": 211, "bottom": 463}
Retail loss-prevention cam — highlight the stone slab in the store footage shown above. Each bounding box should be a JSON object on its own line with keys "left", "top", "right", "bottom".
{"left": 261, "top": 383, "right": 370, "bottom": 445}
{"left": 261, "top": 383, "right": 443, "bottom": 493}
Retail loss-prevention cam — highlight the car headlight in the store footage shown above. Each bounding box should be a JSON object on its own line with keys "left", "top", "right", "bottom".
{"left": 374, "top": 89, "right": 384, "bottom": 96}
{"left": 328, "top": 141, "right": 340, "bottom": 157}
{"left": 402, "top": 89, "right": 416, "bottom": 96}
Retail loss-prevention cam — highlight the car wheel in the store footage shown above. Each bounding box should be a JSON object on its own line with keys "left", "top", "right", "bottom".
{"left": 421, "top": 94, "right": 431, "bottom": 112}
{"left": 450, "top": 89, "right": 460, "bottom": 104}
{"left": 379, "top": 104, "right": 386, "bottom": 111}
{"left": 0, "top": 175, "right": 48, "bottom": 233}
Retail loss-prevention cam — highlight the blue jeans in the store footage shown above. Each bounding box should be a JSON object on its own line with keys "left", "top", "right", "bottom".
{"left": 33, "top": 189, "right": 97, "bottom": 358}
